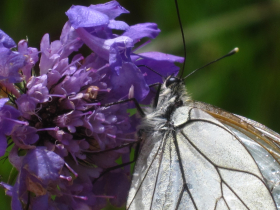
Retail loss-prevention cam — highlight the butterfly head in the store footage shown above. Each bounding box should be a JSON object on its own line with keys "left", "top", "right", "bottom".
{"left": 165, "top": 76, "right": 182, "bottom": 88}
{"left": 157, "top": 75, "right": 190, "bottom": 110}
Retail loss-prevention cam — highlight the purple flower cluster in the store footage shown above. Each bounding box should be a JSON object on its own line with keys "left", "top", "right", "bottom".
{"left": 0, "top": 1, "right": 183, "bottom": 209}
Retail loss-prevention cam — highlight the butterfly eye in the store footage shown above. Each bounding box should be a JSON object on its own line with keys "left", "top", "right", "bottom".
{"left": 166, "top": 77, "right": 180, "bottom": 87}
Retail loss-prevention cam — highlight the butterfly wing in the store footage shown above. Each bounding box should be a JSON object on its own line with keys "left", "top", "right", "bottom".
{"left": 193, "top": 101, "right": 280, "bottom": 151}
{"left": 193, "top": 101, "right": 280, "bottom": 207}
{"left": 127, "top": 103, "right": 279, "bottom": 209}
{"left": 126, "top": 127, "right": 183, "bottom": 209}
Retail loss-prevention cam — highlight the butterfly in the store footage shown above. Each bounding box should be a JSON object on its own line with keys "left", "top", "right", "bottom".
{"left": 126, "top": 72, "right": 280, "bottom": 209}
{"left": 125, "top": 1, "right": 280, "bottom": 209}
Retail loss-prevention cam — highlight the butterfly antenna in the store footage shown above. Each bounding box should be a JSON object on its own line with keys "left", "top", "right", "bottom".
{"left": 183, "top": 47, "right": 239, "bottom": 80}
{"left": 137, "top": 65, "right": 164, "bottom": 79}
{"left": 175, "top": 0, "right": 187, "bottom": 79}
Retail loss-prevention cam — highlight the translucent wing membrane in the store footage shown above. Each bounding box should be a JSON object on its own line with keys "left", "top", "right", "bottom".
{"left": 193, "top": 101, "right": 280, "bottom": 207}
{"left": 126, "top": 131, "right": 183, "bottom": 209}
{"left": 193, "top": 101, "right": 280, "bottom": 162}
{"left": 127, "top": 103, "right": 280, "bottom": 210}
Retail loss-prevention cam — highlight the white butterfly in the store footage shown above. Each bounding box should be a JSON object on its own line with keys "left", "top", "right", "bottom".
{"left": 125, "top": 0, "right": 280, "bottom": 208}
{"left": 126, "top": 53, "right": 280, "bottom": 209}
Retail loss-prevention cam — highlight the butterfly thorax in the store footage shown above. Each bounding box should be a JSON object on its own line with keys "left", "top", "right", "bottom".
{"left": 138, "top": 77, "right": 191, "bottom": 138}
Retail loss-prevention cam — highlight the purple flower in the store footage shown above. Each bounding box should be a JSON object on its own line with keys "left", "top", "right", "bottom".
{"left": 7, "top": 147, "right": 65, "bottom": 210}
{"left": 18, "top": 40, "right": 39, "bottom": 82}
{"left": 135, "top": 52, "right": 184, "bottom": 84}
{"left": 54, "top": 110, "right": 85, "bottom": 133}
{"left": 27, "top": 75, "right": 49, "bottom": 103}
{"left": 0, "top": 1, "right": 184, "bottom": 209}
{"left": 65, "top": 1, "right": 163, "bottom": 101}
{"left": 0, "top": 29, "right": 16, "bottom": 49}
{"left": 16, "top": 94, "right": 38, "bottom": 120}
{"left": 11, "top": 125, "right": 39, "bottom": 149}
{"left": 0, "top": 46, "right": 26, "bottom": 83}
{"left": 0, "top": 98, "right": 22, "bottom": 156}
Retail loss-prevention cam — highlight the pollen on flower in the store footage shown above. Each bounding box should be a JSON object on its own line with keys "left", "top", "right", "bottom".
{"left": 0, "top": 1, "right": 184, "bottom": 209}
{"left": 85, "top": 86, "right": 99, "bottom": 99}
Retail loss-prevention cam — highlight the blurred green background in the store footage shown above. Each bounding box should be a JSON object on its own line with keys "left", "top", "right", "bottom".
{"left": 0, "top": 0, "right": 280, "bottom": 209}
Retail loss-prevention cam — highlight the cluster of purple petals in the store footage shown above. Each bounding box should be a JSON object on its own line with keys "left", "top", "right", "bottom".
{"left": 0, "top": 1, "right": 184, "bottom": 209}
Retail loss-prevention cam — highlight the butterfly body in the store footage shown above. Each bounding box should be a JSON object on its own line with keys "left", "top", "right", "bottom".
{"left": 126, "top": 77, "right": 280, "bottom": 210}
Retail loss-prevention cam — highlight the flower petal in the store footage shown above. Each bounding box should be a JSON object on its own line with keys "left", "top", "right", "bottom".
{"left": 0, "top": 47, "right": 26, "bottom": 83}
{"left": 89, "top": 0, "right": 129, "bottom": 19}
{"left": 0, "top": 98, "right": 8, "bottom": 108}
{"left": 22, "top": 147, "right": 64, "bottom": 185}
{"left": 108, "top": 20, "right": 129, "bottom": 30}
{"left": 66, "top": 5, "right": 109, "bottom": 29}
{"left": 0, "top": 134, "right": 7, "bottom": 157}
{"left": 111, "top": 62, "right": 149, "bottom": 101}
{"left": 123, "top": 23, "right": 161, "bottom": 44}
{"left": 134, "top": 51, "right": 184, "bottom": 84}
{"left": 0, "top": 29, "right": 16, "bottom": 49}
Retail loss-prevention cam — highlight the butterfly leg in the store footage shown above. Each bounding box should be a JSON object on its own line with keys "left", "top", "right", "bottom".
{"left": 94, "top": 89, "right": 146, "bottom": 182}
{"left": 104, "top": 98, "right": 145, "bottom": 117}
{"left": 149, "top": 83, "right": 162, "bottom": 108}
{"left": 92, "top": 139, "right": 141, "bottom": 184}
{"left": 137, "top": 65, "right": 164, "bottom": 79}
{"left": 103, "top": 80, "right": 163, "bottom": 115}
